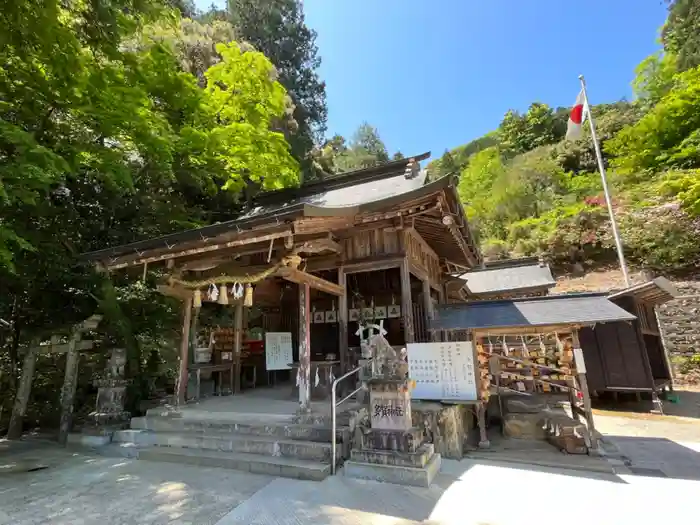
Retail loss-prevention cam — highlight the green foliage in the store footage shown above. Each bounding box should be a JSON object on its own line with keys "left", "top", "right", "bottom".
{"left": 660, "top": 170, "right": 700, "bottom": 216}
{"left": 633, "top": 51, "right": 678, "bottom": 108}
{"left": 607, "top": 67, "right": 700, "bottom": 175}
{"left": 0, "top": 0, "right": 303, "bottom": 424}
{"left": 227, "top": 0, "right": 327, "bottom": 175}
{"left": 308, "top": 123, "right": 394, "bottom": 177}
{"left": 662, "top": 0, "right": 700, "bottom": 71}
{"left": 334, "top": 122, "right": 389, "bottom": 172}
{"left": 498, "top": 103, "right": 567, "bottom": 157}
{"left": 427, "top": 134, "right": 498, "bottom": 180}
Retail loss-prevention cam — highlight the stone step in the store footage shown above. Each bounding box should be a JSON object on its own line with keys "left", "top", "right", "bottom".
{"left": 343, "top": 452, "right": 441, "bottom": 488}
{"left": 543, "top": 414, "right": 590, "bottom": 455}
{"left": 130, "top": 415, "right": 351, "bottom": 443}
{"left": 114, "top": 429, "right": 341, "bottom": 463}
{"left": 137, "top": 447, "right": 331, "bottom": 481}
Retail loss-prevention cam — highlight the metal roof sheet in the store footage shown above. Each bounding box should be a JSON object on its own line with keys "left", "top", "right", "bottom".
{"left": 608, "top": 277, "right": 679, "bottom": 306}
{"left": 431, "top": 293, "right": 636, "bottom": 331}
{"left": 239, "top": 170, "right": 428, "bottom": 220}
{"left": 459, "top": 263, "right": 555, "bottom": 295}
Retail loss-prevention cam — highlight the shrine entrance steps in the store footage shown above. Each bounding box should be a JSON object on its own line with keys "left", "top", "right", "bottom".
{"left": 112, "top": 405, "right": 364, "bottom": 481}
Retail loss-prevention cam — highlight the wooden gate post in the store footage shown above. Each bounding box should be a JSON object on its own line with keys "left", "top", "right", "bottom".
{"left": 7, "top": 344, "right": 38, "bottom": 439}
{"left": 176, "top": 297, "right": 193, "bottom": 405}
{"left": 233, "top": 299, "right": 243, "bottom": 394}
{"left": 400, "top": 258, "right": 415, "bottom": 344}
{"left": 58, "top": 331, "right": 81, "bottom": 445}
{"left": 572, "top": 329, "right": 598, "bottom": 452}
{"left": 298, "top": 283, "right": 311, "bottom": 413}
{"left": 338, "top": 267, "right": 348, "bottom": 374}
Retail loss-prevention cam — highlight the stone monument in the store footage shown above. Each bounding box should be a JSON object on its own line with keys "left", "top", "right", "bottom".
{"left": 344, "top": 323, "right": 441, "bottom": 487}
{"left": 74, "top": 347, "right": 131, "bottom": 446}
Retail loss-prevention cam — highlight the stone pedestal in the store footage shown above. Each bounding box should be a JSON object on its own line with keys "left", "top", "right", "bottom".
{"left": 344, "top": 378, "right": 441, "bottom": 487}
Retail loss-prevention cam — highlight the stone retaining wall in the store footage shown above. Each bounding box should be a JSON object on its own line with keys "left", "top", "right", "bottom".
{"left": 657, "top": 281, "right": 700, "bottom": 383}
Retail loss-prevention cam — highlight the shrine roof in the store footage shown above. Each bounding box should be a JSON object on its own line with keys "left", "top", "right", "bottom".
{"left": 607, "top": 277, "right": 679, "bottom": 306}
{"left": 459, "top": 261, "right": 555, "bottom": 295}
{"left": 82, "top": 152, "right": 481, "bottom": 269}
{"left": 430, "top": 293, "right": 636, "bottom": 332}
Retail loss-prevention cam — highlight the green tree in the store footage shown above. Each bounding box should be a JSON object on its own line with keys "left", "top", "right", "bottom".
{"left": 0, "top": 0, "right": 301, "bottom": 420}
{"left": 498, "top": 103, "right": 565, "bottom": 157}
{"left": 662, "top": 0, "right": 700, "bottom": 71}
{"left": 334, "top": 123, "right": 389, "bottom": 172}
{"left": 227, "top": 0, "right": 327, "bottom": 174}
{"left": 607, "top": 67, "right": 700, "bottom": 175}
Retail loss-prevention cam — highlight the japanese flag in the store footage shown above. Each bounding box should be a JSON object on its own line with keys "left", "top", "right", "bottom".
{"left": 566, "top": 88, "right": 587, "bottom": 140}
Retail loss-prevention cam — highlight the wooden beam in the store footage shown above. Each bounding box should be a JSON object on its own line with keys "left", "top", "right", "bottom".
{"left": 157, "top": 284, "right": 193, "bottom": 301}
{"left": 400, "top": 257, "right": 415, "bottom": 344}
{"left": 36, "top": 340, "right": 95, "bottom": 354}
{"left": 7, "top": 345, "right": 38, "bottom": 439}
{"left": 58, "top": 330, "right": 81, "bottom": 445}
{"left": 304, "top": 254, "right": 342, "bottom": 272}
{"left": 176, "top": 297, "right": 193, "bottom": 405}
{"left": 233, "top": 299, "right": 243, "bottom": 394}
{"left": 298, "top": 283, "right": 311, "bottom": 413}
{"left": 105, "top": 229, "right": 294, "bottom": 270}
{"left": 338, "top": 267, "right": 348, "bottom": 375}
{"left": 441, "top": 214, "right": 479, "bottom": 267}
{"left": 296, "top": 237, "right": 342, "bottom": 255}
{"left": 276, "top": 267, "right": 344, "bottom": 296}
{"left": 294, "top": 217, "right": 354, "bottom": 235}
{"left": 343, "top": 256, "right": 404, "bottom": 274}
{"left": 572, "top": 329, "right": 598, "bottom": 452}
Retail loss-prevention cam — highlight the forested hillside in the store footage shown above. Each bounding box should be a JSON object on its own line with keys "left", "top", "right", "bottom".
{"left": 428, "top": 0, "right": 700, "bottom": 274}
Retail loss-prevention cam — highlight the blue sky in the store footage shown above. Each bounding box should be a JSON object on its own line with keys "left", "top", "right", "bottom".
{"left": 195, "top": 0, "right": 668, "bottom": 158}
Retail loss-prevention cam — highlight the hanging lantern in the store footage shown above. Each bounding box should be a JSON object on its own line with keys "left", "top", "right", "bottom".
{"left": 193, "top": 289, "right": 202, "bottom": 308}
{"left": 244, "top": 284, "right": 254, "bottom": 307}
{"left": 218, "top": 284, "right": 229, "bottom": 305}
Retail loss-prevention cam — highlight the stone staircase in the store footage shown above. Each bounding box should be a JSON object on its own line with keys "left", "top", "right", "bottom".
{"left": 112, "top": 407, "right": 363, "bottom": 481}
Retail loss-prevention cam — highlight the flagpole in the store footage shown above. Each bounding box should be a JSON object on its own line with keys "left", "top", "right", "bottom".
{"left": 578, "top": 74, "right": 631, "bottom": 288}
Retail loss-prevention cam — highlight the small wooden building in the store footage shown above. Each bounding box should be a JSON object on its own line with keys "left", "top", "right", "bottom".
{"left": 82, "top": 153, "right": 481, "bottom": 412}
{"left": 578, "top": 277, "right": 678, "bottom": 404}
{"left": 445, "top": 257, "right": 556, "bottom": 301}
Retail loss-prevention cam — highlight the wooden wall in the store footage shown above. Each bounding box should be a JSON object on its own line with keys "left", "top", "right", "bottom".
{"left": 341, "top": 227, "right": 401, "bottom": 261}
{"left": 404, "top": 228, "right": 441, "bottom": 289}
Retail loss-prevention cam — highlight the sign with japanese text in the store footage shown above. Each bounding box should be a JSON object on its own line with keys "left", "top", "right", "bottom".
{"left": 407, "top": 342, "right": 478, "bottom": 401}
{"left": 265, "top": 332, "right": 293, "bottom": 371}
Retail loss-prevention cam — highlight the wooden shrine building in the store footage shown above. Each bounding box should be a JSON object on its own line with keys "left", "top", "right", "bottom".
{"left": 445, "top": 257, "right": 556, "bottom": 302}
{"left": 83, "top": 153, "right": 481, "bottom": 412}
{"left": 579, "top": 277, "right": 678, "bottom": 405}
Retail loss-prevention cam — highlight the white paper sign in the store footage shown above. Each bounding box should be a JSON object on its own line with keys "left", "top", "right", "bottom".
{"left": 407, "top": 341, "right": 478, "bottom": 401}
{"left": 265, "top": 332, "right": 293, "bottom": 370}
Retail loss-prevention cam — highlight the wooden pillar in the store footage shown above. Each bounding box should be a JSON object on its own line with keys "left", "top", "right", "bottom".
{"left": 176, "top": 297, "right": 193, "bottom": 405}
{"left": 400, "top": 258, "right": 414, "bottom": 344}
{"left": 233, "top": 299, "right": 243, "bottom": 394}
{"left": 572, "top": 329, "right": 598, "bottom": 452}
{"left": 298, "top": 283, "right": 311, "bottom": 413}
{"left": 7, "top": 345, "right": 38, "bottom": 439}
{"left": 338, "top": 267, "right": 348, "bottom": 374}
{"left": 58, "top": 331, "right": 81, "bottom": 445}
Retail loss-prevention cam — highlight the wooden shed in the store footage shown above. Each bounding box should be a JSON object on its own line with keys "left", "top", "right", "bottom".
{"left": 578, "top": 277, "right": 678, "bottom": 408}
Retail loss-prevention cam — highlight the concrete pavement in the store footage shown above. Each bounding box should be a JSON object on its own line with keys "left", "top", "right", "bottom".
{"left": 2, "top": 411, "right": 700, "bottom": 525}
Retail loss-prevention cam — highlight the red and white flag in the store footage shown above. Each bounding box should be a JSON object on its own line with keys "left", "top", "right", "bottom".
{"left": 566, "top": 88, "right": 587, "bottom": 140}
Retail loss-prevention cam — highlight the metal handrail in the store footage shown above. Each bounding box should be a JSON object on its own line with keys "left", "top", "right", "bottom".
{"left": 330, "top": 360, "right": 371, "bottom": 475}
